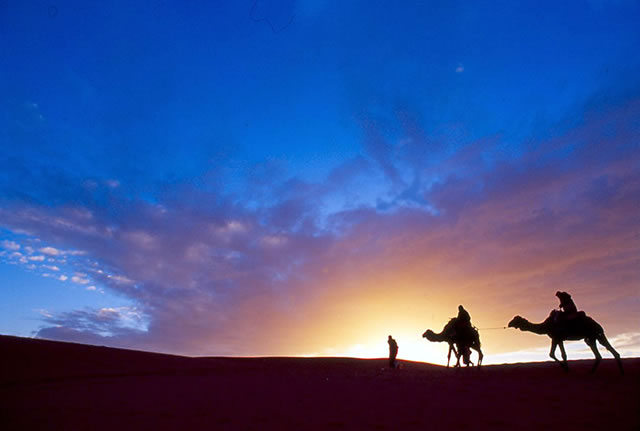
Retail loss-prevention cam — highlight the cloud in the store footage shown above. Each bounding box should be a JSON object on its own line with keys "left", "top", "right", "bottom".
{"left": 39, "top": 246, "right": 61, "bottom": 256}
{"left": 71, "top": 273, "right": 90, "bottom": 285}
{"left": 1, "top": 240, "right": 20, "bottom": 250}
{"left": 359, "top": 116, "right": 403, "bottom": 187}
{"left": 36, "top": 306, "right": 149, "bottom": 342}
{"left": 37, "top": 309, "right": 53, "bottom": 318}
{"left": 1, "top": 89, "right": 639, "bottom": 358}
{"left": 43, "top": 264, "right": 60, "bottom": 271}
{"left": 609, "top": 332, "right": 640, "bottom": 356}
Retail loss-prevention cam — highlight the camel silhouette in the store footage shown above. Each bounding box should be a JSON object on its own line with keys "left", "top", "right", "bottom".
{"left": 423, "top": 318, "right": 484, "bottom": 367}
{"left": 508, "top": 310, "right": 623, "bottom": 374}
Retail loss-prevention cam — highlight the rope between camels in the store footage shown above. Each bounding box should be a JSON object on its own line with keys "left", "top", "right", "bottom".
{"left": 477, "top": 326, "right": 508, "bottom": 330}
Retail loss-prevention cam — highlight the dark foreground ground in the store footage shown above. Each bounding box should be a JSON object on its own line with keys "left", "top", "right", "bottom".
{"left": 1, "top": 336, "right": 638, "bottom": 430}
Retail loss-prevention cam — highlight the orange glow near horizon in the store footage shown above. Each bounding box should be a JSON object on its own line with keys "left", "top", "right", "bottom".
{"left": 2, "top": 2, "right": 639, "bottom": 367}
{"left": 250, "top": 271, "right": 636, "bottom": 366}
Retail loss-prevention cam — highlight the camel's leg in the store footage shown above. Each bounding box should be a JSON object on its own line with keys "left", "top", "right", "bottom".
{"left": 453, "top": 344, "right": 462, "bottom": 368}
{"left": 473, "top": 346, "right": 484, "bottom": 366}
{"left": 558, "top": 341, "right": 569, "bottom": 372}
{"left": 585, "top": 338, "right": 602, "bottom": 373}
{"left": 597, "top": 334, "right": 624, "bottom": 375}
{"left": 549, "top": 341, "right": 559, "bottom": 362}
{"left": 558, "top": 341, "right": 567, "bottom": 361}
{"left": 460, "top": 346, "right": 472, "bottom": 367}
{"left": 448, "top": 343, "right": 460, "bottom": 367}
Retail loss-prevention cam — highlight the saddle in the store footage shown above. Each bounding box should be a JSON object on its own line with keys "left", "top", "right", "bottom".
{"left": 449, "top": 318, "right": 477, "bottom": 342}
{"left": 552, "top": 309, "right": 586, "bottom": 323}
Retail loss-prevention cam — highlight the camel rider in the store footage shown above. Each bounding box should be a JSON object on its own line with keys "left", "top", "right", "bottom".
{"left": 555, "top": 291, "right": 581, "bottom": 321}
{"left": 457, "top": 305, "right": 471, "bottom": 326}
{"left": 455, "top": 305, "right": 473, "bottom": 339}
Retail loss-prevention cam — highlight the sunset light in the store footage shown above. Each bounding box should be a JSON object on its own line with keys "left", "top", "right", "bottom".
{"left": 2, "top": 3, "right": 640, "bottom": 429}
{"left": 1, "top": 1, "right": 638, "bottom": 368}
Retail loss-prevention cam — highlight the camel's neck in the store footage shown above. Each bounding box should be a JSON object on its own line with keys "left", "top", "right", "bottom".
{"left": 518, "top": 319, "right": 549, "bottom": 335}
{"left": 426, "top": 331, "right": 449, "bottom": 342}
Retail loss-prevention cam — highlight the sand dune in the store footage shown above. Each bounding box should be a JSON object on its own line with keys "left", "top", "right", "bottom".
{"left": 1, "top": 335, "right": 638, "bottom": 430}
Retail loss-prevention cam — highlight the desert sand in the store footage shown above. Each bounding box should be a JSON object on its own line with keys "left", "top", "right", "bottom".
{"left": 1, "top": 335, "right": 638, "bottom": 430}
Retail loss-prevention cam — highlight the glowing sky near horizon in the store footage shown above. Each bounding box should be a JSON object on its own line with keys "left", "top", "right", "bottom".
{"left": 1, "top": 1, "right": 639, "bottom": 365}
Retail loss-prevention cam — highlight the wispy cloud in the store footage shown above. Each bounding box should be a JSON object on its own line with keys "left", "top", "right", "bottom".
{"left": 39, "top": 246, "right": 61, "bottom": 256}
{"left": 71, "top": 274, "right": 90, "bottom": 285}
{"left": 1, "top": 240, "right": 20, "bottom": 251}
{"left": 2, "top": 91, "right": 639, "bottom": 358}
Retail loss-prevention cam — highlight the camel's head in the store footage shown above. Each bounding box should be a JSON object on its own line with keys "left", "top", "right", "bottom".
{"left": 422, "top": 329, "right": 436, "bottom": 340}
{"left": 508, "top": 315, "right": 526, "bottom": 329}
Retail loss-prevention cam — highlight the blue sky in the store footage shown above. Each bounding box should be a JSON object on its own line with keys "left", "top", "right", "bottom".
{"left": 1, "top": 0, "right": 639, "bottom": 363}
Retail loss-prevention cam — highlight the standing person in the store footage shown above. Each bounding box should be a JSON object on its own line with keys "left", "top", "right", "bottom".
{"left": 388, "top": 335, "right": 398, "bottom": 369}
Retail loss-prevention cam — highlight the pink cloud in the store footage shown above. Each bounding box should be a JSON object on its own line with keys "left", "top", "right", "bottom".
{"left": 1, "top": 94, "right": 638, "bottom": 359}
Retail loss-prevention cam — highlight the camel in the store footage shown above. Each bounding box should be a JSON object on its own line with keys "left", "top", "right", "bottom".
{"left": 508, "top": 310, "right": 623, "bottom": 374}
{"left": 423, "top": 318, "right": 484, "bottom": 367}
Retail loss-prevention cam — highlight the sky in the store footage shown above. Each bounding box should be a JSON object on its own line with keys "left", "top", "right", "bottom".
{"left": 1, "top": 0, "right": 639, "bottom": 365}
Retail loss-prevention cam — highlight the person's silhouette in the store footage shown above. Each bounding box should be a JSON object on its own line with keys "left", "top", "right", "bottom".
{"left": 555, "top": 291, "right": 582, "bottom": 322}
{"left": 555, "top": 291, "right": 577, "bottom": 314}
{"left": 388, "top": 335, "right": 398, "bottom": 369}
{"left": 457, "top": 305, "right": 471, "bottom": 326}
{"left": 454, "top": 305, "right": 473, "bottom": 364}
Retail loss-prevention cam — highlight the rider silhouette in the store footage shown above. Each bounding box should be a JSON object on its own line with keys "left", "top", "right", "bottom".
{"left": 457, "top": 305, "right": 471, "bottom": 326}
{"left": 555, "top": 291, "right": 582, "bottom": 321}
{"left": 556, "top": 291, "right": 577, "bottom": 313}
{"left": 454, "top": 305, "right": 473, "bottom": 365}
